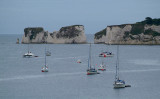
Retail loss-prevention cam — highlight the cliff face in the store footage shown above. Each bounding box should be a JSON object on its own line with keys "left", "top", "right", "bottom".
{"left": 94, "top": 29, "right": 106, "bottom": 43}
{"left": 106, "top": 24, "right": 160, "bottom": 44}
{"left": 22, "top": 27, "right": 46, "bottom": 43}
{"left": 51, "top": 25, "right": 86, "bottom": 44}
{"left": 94, "top": 17, "right": 160, "bottom": 44}
{"left": 94, "top": 24, "right": 160, "bottom": 44}
{"left": 21, "top": 25, "right": 87, "bottom": 44}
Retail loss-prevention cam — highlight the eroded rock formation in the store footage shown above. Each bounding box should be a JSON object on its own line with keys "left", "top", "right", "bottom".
{"left": 22, "top": 25, "right": 87, "bottom": 44}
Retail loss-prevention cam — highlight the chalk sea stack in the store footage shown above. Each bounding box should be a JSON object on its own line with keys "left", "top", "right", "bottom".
{"left": 94, "top": 17, "right": 160, "bottom": 44}
{"left": 21, "top": 25, "right": 87, "bottom": 44}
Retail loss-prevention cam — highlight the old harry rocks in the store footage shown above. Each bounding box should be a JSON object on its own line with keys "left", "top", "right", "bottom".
{"left": 21, "top": 25, "right": 87, "bottom": 44}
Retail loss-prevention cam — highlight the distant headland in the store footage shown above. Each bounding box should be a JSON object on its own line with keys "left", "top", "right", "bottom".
{"left": 21, "top": 25, "right": 87, "bottom": 44}
{"left": 94, "top": 17, "right": 160, "bottom": 44}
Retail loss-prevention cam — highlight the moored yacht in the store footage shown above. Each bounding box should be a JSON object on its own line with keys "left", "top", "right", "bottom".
{"left": 87, "top": 43, "right": 100, "bottom": 75}
{"left": 113, "top": 45, "right": 126, "bottom": 88}
{"left": 46, "top": 51, "right": 51, "bottom": 56}
{"left": 41, "top": 46, "right": 49, "bottom": 72}
{"left": 98, "top": 63, "right": 106, "bottom": 71}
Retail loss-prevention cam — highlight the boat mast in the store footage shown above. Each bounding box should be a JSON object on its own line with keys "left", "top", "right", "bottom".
{"left": 28, "top": 44, "right": 29, "bottom": 53}
{"left": 45, "top": 44, "right": 46, "bottom": 68}
{"left": 117, "top": 45, "right": 119, "bottom": 79}
{"left": 89, "top": 43, "right": 92, "bottom": 69}
{"left": 28, "top": 35, "right": 30, "bottom": 53}
{"left": 115, "top": 45, "right": 119, "bottom": 81}
{"left": 101, "top": 46, "right": 104, "bottom": 65}
{"left": 88, "top": 57, "right": 90, "bottom": 70}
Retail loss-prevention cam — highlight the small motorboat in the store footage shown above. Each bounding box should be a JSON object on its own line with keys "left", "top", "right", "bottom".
{"left": 41, "top": 66, "right": 48, "bottom": 72}
{"left": 99, "top": 51, "right": 113, "bottom": 57}
{"left": 23, "top": 52, "right": 34, "bottom": 58}
{"left": 99, "top": 53, "right": 107, "bottom": 57}
{"left": 104, "top": 51, "right": 114, "bottom": 57}
{"left": 77, "top": 59, "right": 81, "bottom": 63}
{"left": 23, "top": 44, "right": 34, "bottom": 58}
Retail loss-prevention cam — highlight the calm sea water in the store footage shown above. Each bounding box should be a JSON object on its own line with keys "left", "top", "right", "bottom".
{"left": 0, "top": 34, "right": 160, "bottom": 99}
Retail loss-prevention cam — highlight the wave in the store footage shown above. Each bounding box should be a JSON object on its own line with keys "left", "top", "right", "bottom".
{"left": 1, "top": 69, "right": 160, "bottom": 82}
{"left": 122, "top": 69, "right": 160, "bottom": 73}
{"left": 0, "top": 72, "right": 85, "bottom": 82}
{"left": 53, "top": 56, "right": 88, "bottom": 60}
{"left": 129, "top": 59, "right": 160, "bottom": 66}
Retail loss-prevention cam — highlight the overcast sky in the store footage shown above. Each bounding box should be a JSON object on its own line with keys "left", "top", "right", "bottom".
{"left": 0, "top": 0, "right": 160, "bottom": 34}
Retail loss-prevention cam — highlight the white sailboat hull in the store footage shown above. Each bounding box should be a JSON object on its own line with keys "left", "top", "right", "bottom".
{"left": 41, "top": 68, "right": 48, "bottom": 72}
{"left": 98, "top": 68, "right": 106, "bottom": 71}
{"left": 98, "top": 64, "right": 106, "bottom": 71}
{"left": 77, "top": 59, "right": 81, "bottom": 63}
{"left": 87, "top": 68, "right": 100, "bottom": 75}
{"left": 23, "top": 53, "right": 34, "bottom": 58}
{"left": 87, "top": 71, "right": 100, "bottom": 75}
{"left": 46, "top": 51, "right": 51, "bottom": 56}
{"left": 113, "top": 83, "right": 125, "bottom": 88}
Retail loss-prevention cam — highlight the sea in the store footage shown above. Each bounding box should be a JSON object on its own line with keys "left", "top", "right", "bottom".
{"left": 0, "top": 34, "right": 160, "bottom": 99}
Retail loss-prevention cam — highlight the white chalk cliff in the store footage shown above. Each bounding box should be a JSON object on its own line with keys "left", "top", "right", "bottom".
{"left": 94, "top": 29, "right": 106, "bottom": 43}
{"left": 94, "top": 24, "right": 160, "bottom": 44}
{"left": 21, "top": 25, "right": 87, "bottom": 44}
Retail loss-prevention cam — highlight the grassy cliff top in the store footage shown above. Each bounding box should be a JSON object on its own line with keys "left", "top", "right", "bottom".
{"left": 24, "top": 27, "right": 44, "bottom": 40}
{"left": 108, "top": 17, "right": 160, "bottom": 27}
{"left": 61, "top": 25, "right": 83, "bottom": 28}
{"left": 136, "top": 17, "right": 160, "bottom": 25}
{"left": 24, "top": 27, "right": 44, "bottom": 34}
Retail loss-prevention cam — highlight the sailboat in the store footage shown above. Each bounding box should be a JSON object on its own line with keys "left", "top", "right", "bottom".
{"left": 87, "top": 43, "right": 100, "bottom": 75}
{"left": 46, "top": 51, "right": 51, "bottom": 56}
{"left": 41, "top": 46, "right": 48, "bottom": 72}
{"left": 113, "top": 45, "right": 125, "bottom": 88}
{"left": 23, "top": 44, "right": 34, "bottom": 58}
{"left": 45, "top": 44, "right": 51, "bottom": 56}
{"left": 98, "top": 57, "right": 106, "bottom": 71}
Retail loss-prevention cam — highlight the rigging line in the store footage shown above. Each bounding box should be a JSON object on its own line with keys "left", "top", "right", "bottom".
{"left": 89, "top": 43, "right": 92, "bottom": 69}
{"left": 117, "top": 45, "right": 120, "bottom": 79}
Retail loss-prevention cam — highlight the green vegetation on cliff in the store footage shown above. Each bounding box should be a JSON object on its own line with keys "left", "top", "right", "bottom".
{"left": 24, "top": 27, "right": 44, "bottom": 40}
{"left": 144, "top": 29, "right": 160, "bottom": 37}
{"left": 129, "top": 17, "right": 160, "bottom": 36}
{"left": 130, "top": 24, "right": 144, "bottom": 35}
{"left": 57, "top": 25, "right": 82, "bottom": 39}
{"left": 94, "top": 28, "right": 106, "bottom": 39}
{"left": 137, "top": 17, "right": 160, "bottom": 25}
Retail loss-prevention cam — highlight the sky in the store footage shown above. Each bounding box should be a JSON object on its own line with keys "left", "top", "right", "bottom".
{"left": 0, "top": 0, "right": 160, "bottom": 34}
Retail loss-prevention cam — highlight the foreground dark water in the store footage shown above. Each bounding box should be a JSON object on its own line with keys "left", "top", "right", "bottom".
{"left": 0, "top": 34, "right": 160, "bottom": 99}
